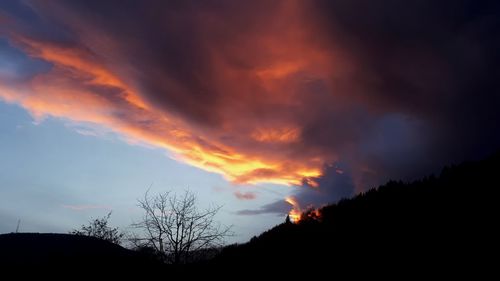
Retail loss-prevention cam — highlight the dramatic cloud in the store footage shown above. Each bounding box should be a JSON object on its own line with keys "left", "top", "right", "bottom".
{"left": 1, "top": 0, "right": 500, "bottom": 212}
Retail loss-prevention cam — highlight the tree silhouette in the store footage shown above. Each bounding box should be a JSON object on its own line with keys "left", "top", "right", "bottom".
{"left": 132, "top": 190, "right": 232, "bottom": 264}
{"left": 70, "top": 211, "right": 124, "bottom": 245}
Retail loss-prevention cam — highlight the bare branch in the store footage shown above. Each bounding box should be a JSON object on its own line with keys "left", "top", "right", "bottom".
{"left": 131, "top": 190, "right": 231, "bottom": 264}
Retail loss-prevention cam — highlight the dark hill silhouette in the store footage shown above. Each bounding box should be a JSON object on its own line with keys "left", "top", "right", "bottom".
{"left": 211, "top": 153, "right": 499, "bottom": 274}
{"left": 0, "top": 233, "right": 160, "bottom": 270}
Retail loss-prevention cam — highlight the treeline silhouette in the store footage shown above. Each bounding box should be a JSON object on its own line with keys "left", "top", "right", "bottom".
{"left": 1, "top": 153, "right": 498, "bottom": 275}
{"left": 211, "top": 153, "right": 498, "bottom": 273}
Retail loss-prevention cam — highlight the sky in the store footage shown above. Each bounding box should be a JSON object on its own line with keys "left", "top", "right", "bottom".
{"left": 1, "top": 0, "right": 500, "bottom": 242}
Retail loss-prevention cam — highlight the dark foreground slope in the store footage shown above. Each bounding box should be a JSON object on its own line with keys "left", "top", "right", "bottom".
{"left": 213, "top": 153, "right": 499, "bottom": 272}
{"left": 0, "top": 233, "right": 160, "bottom": 270}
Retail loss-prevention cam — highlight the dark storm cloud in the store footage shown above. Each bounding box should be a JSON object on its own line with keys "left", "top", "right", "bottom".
{"left": 235, "top": 0, "right": 500, "bottom": 211}
{"left": 25, "top": 0, "right": 285, "bottom": 126}
{"left": 1, "top": 0, "right": 500, "bottom": 213}
{"left": 309, "top": 0, "right": 500, "bottom": 160}
{"left": 305, "top": 0, "right": 500, "bottom": 205}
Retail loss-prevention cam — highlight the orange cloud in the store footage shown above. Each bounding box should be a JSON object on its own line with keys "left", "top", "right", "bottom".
{"left": 0, "top": 36, "right": 326, "bottom": 185}
{"left": 15, "top": 37, "right": 148, "bottom": 110}
{"left": 0, "top": 1, "right": 341, "bottom": 186}
{"left": 251, "top": 127, "right": 301, "bottom": 143}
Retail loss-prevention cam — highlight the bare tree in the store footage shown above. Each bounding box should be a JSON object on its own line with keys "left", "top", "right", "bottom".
{"left": 131, "top": 190, "right": 231, "bottom": 264}
{"left": 70, "top": 211, "right": 124, "bottom": 245}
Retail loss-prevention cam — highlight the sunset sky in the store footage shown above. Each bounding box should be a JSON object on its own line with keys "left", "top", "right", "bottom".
{"left": 1, "top": 0, "right": 499, "bottom": 242}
